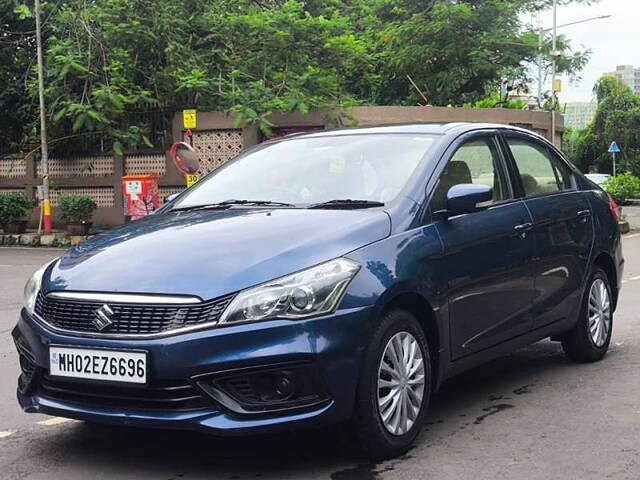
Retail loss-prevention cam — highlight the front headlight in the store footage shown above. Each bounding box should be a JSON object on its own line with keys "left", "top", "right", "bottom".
{"left": 219, "top": 258, "right": 360, "bottom": 325}
{"left": 23, "top": 259, "right": 57, "bottom": 315}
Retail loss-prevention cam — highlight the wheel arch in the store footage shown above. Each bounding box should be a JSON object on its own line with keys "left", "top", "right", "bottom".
{"left": 381, "top": 292, "right": 443, "bottom": 391}
{"left": 593, "top": 251, "right": 619, "bottom": 310}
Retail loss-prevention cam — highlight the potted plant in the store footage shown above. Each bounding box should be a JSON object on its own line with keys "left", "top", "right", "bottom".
{"left": 0, "top": 193, "right": 36, "bottom": 234}
{"left": 59, "top": 194, "right": 97, "bottom": 235}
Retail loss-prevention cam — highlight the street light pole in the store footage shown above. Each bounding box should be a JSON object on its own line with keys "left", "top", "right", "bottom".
{"left": 34, "top": 0, "right": 52, "bottom": 233}
{"left": 550, "top": 0, "right": 557, "bottom": 147}
{"left": 538, "top": 28, "right": 544, "bottom": 109}
{"left": 536, "top": 13, "right": 611, "bottom": 143}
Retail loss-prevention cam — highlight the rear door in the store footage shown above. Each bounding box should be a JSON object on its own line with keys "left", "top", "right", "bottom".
{"left": 432, "top": 131, "right": 535, "bottom": 359}
{"left": 502, "top": 133, "right": 594, "bottom": 329}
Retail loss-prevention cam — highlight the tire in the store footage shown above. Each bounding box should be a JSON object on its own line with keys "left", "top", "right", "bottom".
{"left": 351, "top": 309, "right": 431, "bottom": 460}
{"left": 561, "top": 267, "right": 613, "bottom": 362}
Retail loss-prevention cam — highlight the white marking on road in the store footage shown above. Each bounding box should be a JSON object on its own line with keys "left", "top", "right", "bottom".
{"left": 0, "top": 431, "right": 14, "bottom": 439}
{"left": 624, "top": 233, "right": 640, "bottom": 240}
{"left": 37, "top": 417, "right": 77, "bottom": 427}
{"left": 622, "top": 275, "right": 640, "bottom": 284}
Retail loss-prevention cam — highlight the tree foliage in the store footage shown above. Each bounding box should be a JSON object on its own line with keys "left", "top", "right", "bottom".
{"left": 2, "top": 0, "right": 596, "bottom": 155}
{"left": 570, "top": 77, "right": 640, "bottom": 175}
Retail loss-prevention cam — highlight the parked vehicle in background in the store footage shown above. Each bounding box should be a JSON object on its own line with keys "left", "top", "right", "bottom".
{"left": 14, "top": 123, "right": 623, "bottom": 460}
{"left": 585, "top": 173, "right": 611, "bottom": 187}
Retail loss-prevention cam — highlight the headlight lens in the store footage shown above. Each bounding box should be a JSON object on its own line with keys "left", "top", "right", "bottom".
{"left": 219, "top": 258, "right": 360, "bottom": 325}
{"left": 23, "top": 259, "right": 57, "bottom": 315}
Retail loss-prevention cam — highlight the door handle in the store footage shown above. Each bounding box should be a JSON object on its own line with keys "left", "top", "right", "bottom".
{"left": 514, "top": 222, "right": 533, "bottom": 232}
{"left": 577, "top": 209, "right": 591, "bottom": 218}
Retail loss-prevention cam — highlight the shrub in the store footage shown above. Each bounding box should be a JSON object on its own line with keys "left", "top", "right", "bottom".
{"left": 0, "top": 193, "right": 37, "bottom": 225}
{"left": 604, "top": 173, "right": 640, "bottom": 205}
{"left": 58, "top": 195, "right": 98, "bottom": 223}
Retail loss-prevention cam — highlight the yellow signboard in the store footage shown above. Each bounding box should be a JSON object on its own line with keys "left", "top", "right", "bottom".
{"left": 185, "top": 174, "right": 200, "bottom": 187}
{"left": 183, "top": 109, "right": 197, "bottom": 129}
{"left": 552, "top": 79, "right": 562, "bottom": 93}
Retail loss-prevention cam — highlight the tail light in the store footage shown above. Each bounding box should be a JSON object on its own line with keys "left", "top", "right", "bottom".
{"left": 608, "top": 195, "right": 620, "bottom": 222}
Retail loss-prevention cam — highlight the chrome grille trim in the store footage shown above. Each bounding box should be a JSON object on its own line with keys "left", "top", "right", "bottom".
{"left": 47, "top": 291, "right": 202, "bottom": 304}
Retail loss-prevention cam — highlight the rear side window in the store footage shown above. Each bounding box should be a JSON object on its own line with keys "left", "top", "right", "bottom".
{"left": 507, "top": 139, "right": 574, "bottom": 197}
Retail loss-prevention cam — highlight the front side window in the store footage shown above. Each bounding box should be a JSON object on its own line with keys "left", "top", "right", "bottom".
{"left": 507, "top": 139, "right": 574, "bottom": 197}
{"left": 173, "top": 134, "right": 440, "bottom": 208}
{"left": 431, "top": 137, "right": 511, "bottom": 212}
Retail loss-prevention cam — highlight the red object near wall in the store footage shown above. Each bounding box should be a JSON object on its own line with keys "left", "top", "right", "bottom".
{"left": 122, "top": 174, "right": 159, "bottom": 221}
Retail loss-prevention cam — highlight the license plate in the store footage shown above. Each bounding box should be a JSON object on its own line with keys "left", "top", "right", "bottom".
{"left": 49, "top": 346, "right": 147, "bottom": 384}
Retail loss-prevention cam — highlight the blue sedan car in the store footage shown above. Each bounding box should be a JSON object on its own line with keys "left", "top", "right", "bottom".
{"left": 13, "top": 123, "right": 623, "bottom": 459}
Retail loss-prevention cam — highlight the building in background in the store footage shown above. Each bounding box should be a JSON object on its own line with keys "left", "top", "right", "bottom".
{"left": 563, "top": 102, "right": 597, "bottom": 129}
{"left": 602, "top": 65, "right": 640, "bottom": 95}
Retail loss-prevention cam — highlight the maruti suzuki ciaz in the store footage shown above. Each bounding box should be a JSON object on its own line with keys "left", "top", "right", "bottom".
{"left": 13, "top": 123, "right": 623, "bottom": 459}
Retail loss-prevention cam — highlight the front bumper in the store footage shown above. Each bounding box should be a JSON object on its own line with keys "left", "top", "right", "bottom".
{"left": 14, "top": 306, "right": 373, "bottom": 435}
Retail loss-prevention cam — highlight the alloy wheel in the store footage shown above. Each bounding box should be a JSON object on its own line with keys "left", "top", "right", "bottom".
{"left": 588, "top": 278, "right": 611, "bottom": 347}
{"left": 377, "top": 331, "right": 426, "bottom": 436}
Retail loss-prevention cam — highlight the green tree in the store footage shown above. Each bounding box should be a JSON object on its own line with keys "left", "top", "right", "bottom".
{"left": 0, "top": 0, "right": 38, "bottom": 152}
{"left": 573, "top": 76, "right": 640, "bottom": 175}
{"left": 3, "top": 0, "right": 596, "bottom": 155}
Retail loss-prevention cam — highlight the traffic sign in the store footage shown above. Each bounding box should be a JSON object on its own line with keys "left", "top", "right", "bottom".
{"left": 185, "top": 174, "right": 200, "bottom": 188}
{"left": 608, "top": 141, "right": 621, "bottom": 153}
{"left": 183, "top": 110, "right": 197, "bottom": 129}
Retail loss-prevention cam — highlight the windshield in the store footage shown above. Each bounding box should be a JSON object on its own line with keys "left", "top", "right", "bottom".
{"left": 173, "top": 134, "right": 439, "bottom": 208}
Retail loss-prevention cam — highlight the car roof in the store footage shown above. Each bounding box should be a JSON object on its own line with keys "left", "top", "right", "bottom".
{"left": 277, "top": 122, "right": 545, "bottom": 141}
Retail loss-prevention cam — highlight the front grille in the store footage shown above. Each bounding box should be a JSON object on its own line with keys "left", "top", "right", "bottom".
{"left": 39, "top": 374, "right": 210, "bottom": 411}
{"left": 34, "top": 292, "right": 233, "bottom": 336}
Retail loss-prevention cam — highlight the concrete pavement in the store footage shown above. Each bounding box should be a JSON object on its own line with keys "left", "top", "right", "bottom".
{"left": 0, "top": 240, "right": 639, "bottom": 479}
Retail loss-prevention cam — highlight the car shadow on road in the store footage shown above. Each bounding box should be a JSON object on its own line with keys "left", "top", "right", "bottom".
{"left": 24, "top": 340, "right": 586, "bottom": 480}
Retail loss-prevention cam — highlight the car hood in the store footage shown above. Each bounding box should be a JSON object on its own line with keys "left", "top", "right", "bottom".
{"left": 44, "top": 208, "right": 391, "bottom": 300}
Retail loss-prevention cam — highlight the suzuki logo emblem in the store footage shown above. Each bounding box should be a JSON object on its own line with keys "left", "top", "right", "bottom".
{"left": 93, "top": 304, "right": 115, "bottom": 331}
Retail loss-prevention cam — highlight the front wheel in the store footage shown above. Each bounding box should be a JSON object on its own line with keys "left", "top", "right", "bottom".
{"left": 351, "top": 309, "right": 431, "bottom": 460}
{"left": 561, "top": 267, "right": 613, "bottom": 362}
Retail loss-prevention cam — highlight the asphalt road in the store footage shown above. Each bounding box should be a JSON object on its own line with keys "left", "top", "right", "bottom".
{"left": 0, "top": 238, "right": 639, "bottom": 480}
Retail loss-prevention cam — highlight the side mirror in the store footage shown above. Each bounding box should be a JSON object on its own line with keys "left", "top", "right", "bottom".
{"left": 165, "top": 192, "right": 182, "bottom": 204}
{"left": 446, "top": 184, "right": 493, "bottom": 217}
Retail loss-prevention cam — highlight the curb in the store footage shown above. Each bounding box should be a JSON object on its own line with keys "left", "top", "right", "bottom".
{"left": 0, "top": 233, "right": 87, "bottom": 248}
{"left": 618, "top": 221, "right": 631, "bottom": 234}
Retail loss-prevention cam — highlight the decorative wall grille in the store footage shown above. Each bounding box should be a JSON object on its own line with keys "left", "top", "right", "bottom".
{"left": 49, "top": 187, "right": 115, "bottom": 207}
{"left": 0, "top": 188, "right": 26, "bottom": 195}
{"left": 125, "top": 154, "right": 166, "bottom": 175}
{"left": 0, "top": 157, "right": 27, "bottom": 178}
{"left": 191, "top": 129, "right": 243, "bottom": 174}
{"left": 159, "top": 186, "right": 185, "bottom": 205}
{"left": 37, "top": 156, "right": 115, "bottom": 177}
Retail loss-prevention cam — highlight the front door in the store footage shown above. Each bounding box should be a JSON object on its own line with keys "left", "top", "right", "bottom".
{"left": 503, "top": 134, "right": 594, "bottom": 329}
{"left": 432, "top": 133, "right": 535, "bottom": 359}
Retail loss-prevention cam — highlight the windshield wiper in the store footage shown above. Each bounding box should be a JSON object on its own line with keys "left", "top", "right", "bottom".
{"left": 171, "top": 199, "right": 295, "bottom": 211}
{"left": 308, "top": 199, "right": 385, "bottom": 209}
{"left": 217, "top": 199, "right": 296, "bottom": 207}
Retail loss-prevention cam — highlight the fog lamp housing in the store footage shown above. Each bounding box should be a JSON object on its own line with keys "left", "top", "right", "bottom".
{"left": 193, "top": 362, "right": 330, "bottom": 415}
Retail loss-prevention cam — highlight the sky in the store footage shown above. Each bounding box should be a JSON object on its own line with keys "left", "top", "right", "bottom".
{"left": 529, "top": 0, "right": 640, "bottom": 102}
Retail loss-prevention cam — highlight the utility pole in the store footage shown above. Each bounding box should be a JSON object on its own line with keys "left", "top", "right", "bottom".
{"left": 34, "top": 0, "right": 52, "bottom": 233}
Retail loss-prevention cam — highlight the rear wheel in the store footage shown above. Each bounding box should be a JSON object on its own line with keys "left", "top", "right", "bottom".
{"left": 561, "top": 267, "right": 613, "bottom": 362}
{"left": 351, "top": 309, "right": 431, "bottom": 460}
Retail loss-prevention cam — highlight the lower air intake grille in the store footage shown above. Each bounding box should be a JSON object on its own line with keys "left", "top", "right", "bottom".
{"left": 39, "top": 375, "right": 210, "bottom": 411}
